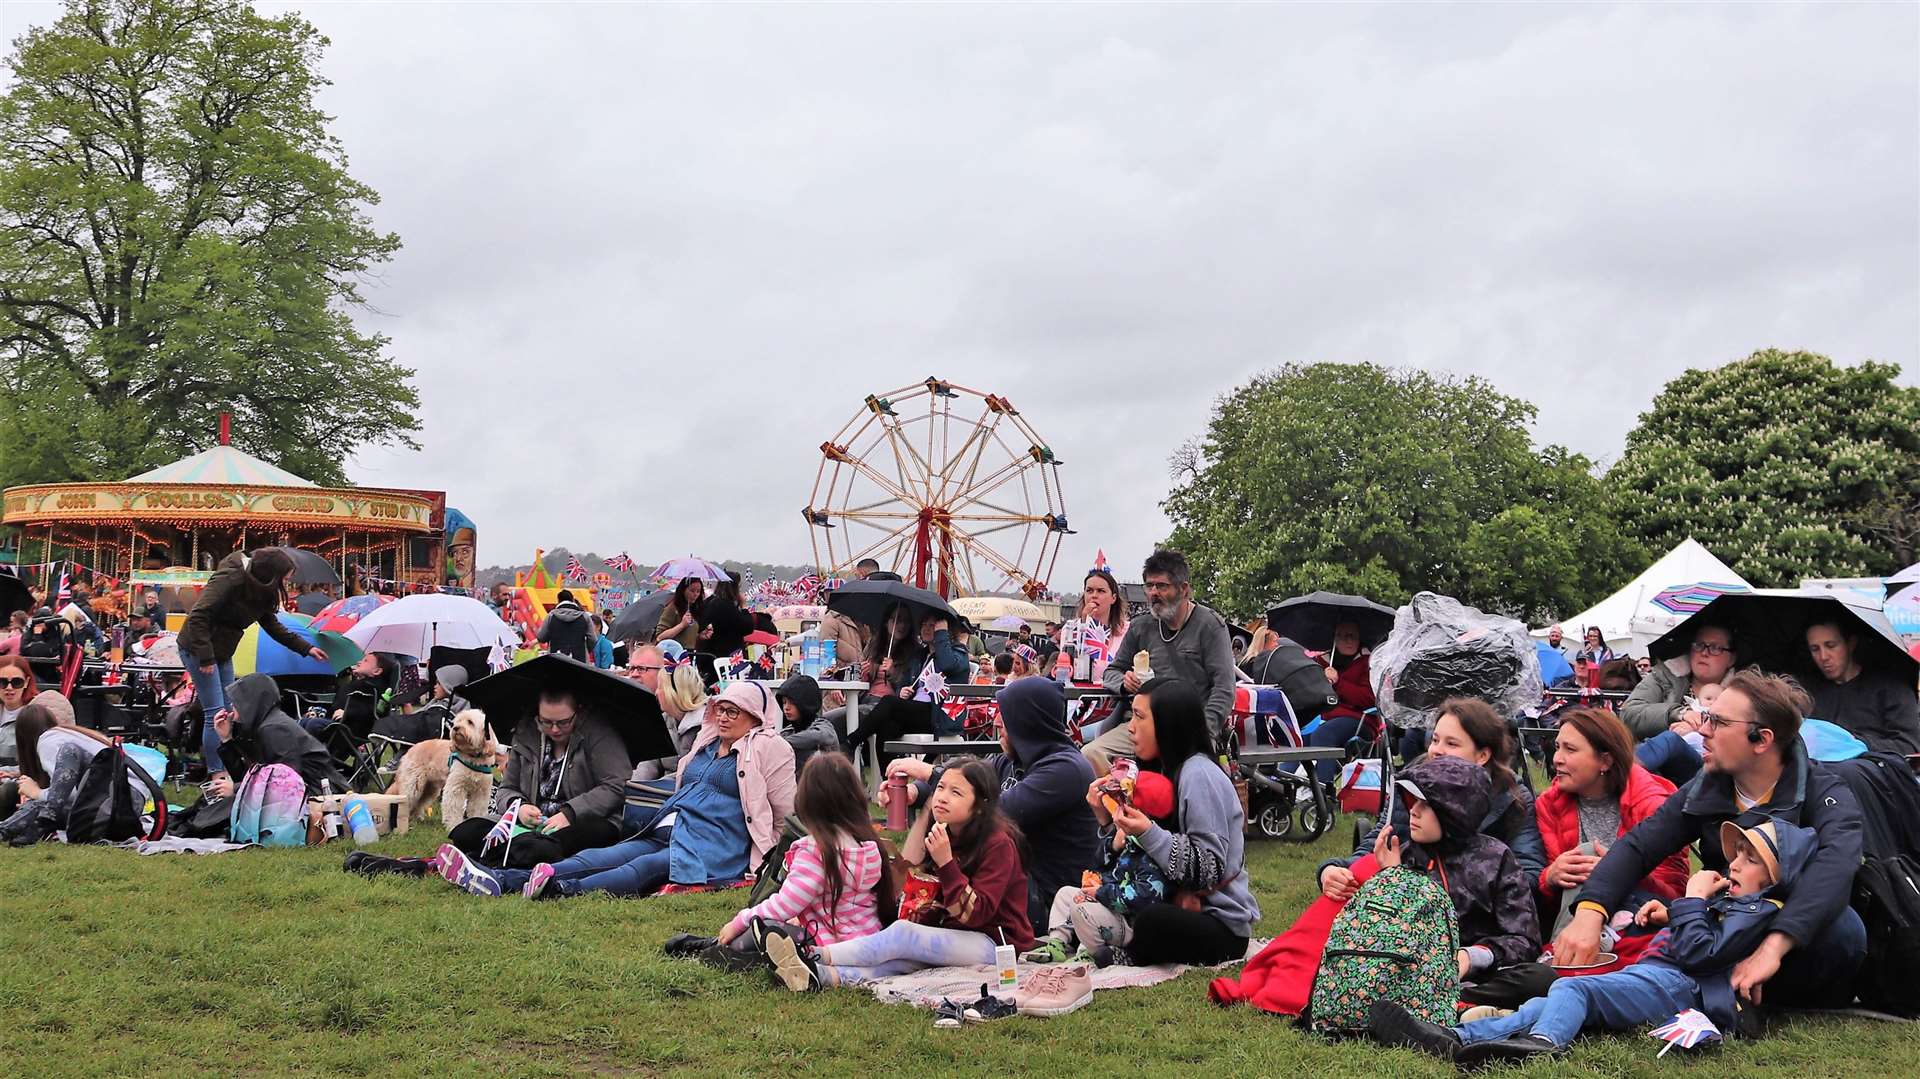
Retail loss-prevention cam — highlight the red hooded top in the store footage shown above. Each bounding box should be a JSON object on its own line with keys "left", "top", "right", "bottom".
{"left": 1533, "top": 762, "right": 1688, "bottom": 901}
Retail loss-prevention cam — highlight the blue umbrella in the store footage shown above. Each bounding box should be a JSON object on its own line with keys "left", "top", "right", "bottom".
{"left": 241, "top": 612, "right": 333, "bottom": 678}
{"left": 1534, "top": 639, "right": 1573, "bottom": 685}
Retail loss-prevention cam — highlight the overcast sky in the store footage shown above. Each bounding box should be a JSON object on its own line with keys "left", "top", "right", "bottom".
{"left": 8, "top": 2, "right": 1917, "bottom": 586}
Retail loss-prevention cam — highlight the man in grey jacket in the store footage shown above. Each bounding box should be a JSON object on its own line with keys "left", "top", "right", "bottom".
{"left": 444, "top": 687, "right": 628, "bottom": 868}
{"left": 1085, "top": 549, "right": 1238, "bottom": 772}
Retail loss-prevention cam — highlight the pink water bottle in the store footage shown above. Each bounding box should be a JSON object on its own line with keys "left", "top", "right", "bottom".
{"left": 885, "top": 772, "right": 909, "bottom": 830}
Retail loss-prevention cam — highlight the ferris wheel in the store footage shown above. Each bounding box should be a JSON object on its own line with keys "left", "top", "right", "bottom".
{"left": 803, "top": 378, "right": 1071, "bottom": 598}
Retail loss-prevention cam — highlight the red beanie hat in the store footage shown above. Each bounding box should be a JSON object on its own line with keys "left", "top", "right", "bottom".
{"left": 1132, "top": 770, "right": 1175, "bottom": 821}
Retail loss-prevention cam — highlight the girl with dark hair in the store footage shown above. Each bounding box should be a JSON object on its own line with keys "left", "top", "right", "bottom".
{"left": 765, "top": 757, "right": 1032, "bottom": 990}
{"left": 862, "top": 604, "right": 970, "bottom": 763}
{"left": 655, "top": 577, "right": 706, "bottom": 652}
{"left": 1062, "top": 570, "right": 1129, "bottom": 678}
{"left": 1535, "top": 708, "right": 1686, "bottom": 929}
{"left": 718, "top": 753, "right": 895, "bottom": 950}
{"left": 1085, "top": 678, "right": 1258, "bottom": 966}
{"left": 0, "top": 654, "right": 33, "bottom": 764}
{"left": 1320, "top": 697, "right": 1546, "bottom": 902}
{"left": 178, "top": 547, "right": 327, "bottom": 794}
{"left": 0, "top": 696, "right": 142, "bottom": 844}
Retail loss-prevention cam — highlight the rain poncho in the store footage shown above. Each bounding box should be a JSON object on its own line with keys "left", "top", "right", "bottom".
{"left": 1369, "top": 592, "right": 1543, "bottom": 729}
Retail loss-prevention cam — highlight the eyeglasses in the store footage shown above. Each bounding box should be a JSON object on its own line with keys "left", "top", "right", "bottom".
{"left": 1700, "top": 710, "right": 1760, "bottom": 734}
{"left": 1689, "top": 642, "right": 1732, "bottom": 657}
{"left": 535, "top": 715, "right": 576, "bottom": 730}
{"left": 626, "top": 664, "right": 664, "bottom": 673}
{"left": 710, "top": 702, "right": 746, "bottom": 719}
{"left": 0, "top": 677, "right": 28, "bottom": 690}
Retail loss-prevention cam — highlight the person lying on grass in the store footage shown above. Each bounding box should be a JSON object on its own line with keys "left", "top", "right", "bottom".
{"left": 0, "top": 694, "right": 153, "bottom": 845}
{"left": 1371, "top": 817, "right": 1816, "bottom": 1066}
{"left": 763, "top": 758, "right": 1032, "bottom": 990}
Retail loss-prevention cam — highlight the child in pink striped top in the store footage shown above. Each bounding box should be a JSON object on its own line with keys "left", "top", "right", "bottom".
{"left": 719, "top": 753, "right": 898, "bottom": 947}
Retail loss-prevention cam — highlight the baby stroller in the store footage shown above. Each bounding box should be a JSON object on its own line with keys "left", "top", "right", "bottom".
{"left": 1233, "top": 684, "right": 1340, "bottom": 842}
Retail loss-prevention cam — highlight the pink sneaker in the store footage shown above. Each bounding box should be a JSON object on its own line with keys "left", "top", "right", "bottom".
{"left": 524, "top": 862, "right": 556, "bottom": 899}
{"left": 1015, "top": 963, "right": 1093, "bottom": 1017}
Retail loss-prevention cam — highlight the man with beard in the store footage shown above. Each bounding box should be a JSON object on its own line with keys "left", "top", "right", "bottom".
{"left": 1085, "top": 549, "right": 1238, "bottom": 773}
{"left": 1551, "top": 670, "right": 1866, "bottom": 1011}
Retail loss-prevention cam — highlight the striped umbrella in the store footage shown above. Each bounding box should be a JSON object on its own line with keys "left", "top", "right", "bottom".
{"left": 309, "top": 593, "right": 395, "bottom": 634}
{"left": 233, "top": 613, "right": 330, "bottom": 678}
{"left": 1649, "top": 581, "right": 1750, "bottom": 615}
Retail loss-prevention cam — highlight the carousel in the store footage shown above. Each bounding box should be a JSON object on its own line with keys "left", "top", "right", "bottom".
{"left": 2, "top": 424, "right": 458, "bottom": 602}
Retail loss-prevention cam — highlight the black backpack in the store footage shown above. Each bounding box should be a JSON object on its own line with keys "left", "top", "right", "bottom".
{"left": 1828, "top": 754, "right": 1920, "bottom": 1016}
{"left": 746, "top": 815, "right": 806, "bottom": 908}
{"left": 66, "top": 745, "right": 167, "bottom": 844}
{"left": 168, "top": 793, "right": 236, "bottom": 839}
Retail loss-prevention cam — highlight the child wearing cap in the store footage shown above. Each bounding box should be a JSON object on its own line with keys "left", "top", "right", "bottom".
{"left": 1022, "top": 767, "right": 1177, "bottom": 964}
{"left": 1372, "top": 815, "right": 1818, "bottom": 1066}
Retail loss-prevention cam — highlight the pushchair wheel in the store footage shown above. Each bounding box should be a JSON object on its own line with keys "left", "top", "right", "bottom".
{"left": 1251, "top": 793, "right": 1293, "bottom": 840}
{"left": 1298, "top": 788, "right": 1333, "bottom": 841}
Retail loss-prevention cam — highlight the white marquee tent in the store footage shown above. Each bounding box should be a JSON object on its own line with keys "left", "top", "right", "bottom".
{"left": 1534, "top": 537, "right": 1752, "bottom": 654}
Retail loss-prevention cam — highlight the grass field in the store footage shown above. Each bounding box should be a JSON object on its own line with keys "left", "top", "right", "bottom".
{"left": 2, "top": 799, "right": 1916, "bottom": 1078}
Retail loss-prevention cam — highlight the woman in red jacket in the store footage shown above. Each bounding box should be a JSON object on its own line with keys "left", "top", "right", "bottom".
{"left": 1303, "top": 621, "right": 1374, "bottom": 781}
{"left": 1534, "top": 707, "right": 1687, "bottom": 933}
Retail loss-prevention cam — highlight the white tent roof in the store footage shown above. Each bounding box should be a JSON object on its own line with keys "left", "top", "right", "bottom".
{"left": 1534, "top": 537, "right": 1751, "bottom": 651}
{"left": 126, "top": 445, "right": 316, "bottom": 488}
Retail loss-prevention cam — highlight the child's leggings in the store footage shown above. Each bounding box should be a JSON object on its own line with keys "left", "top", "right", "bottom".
{"left": 816, "top": 920, "right": 997, "bottom": 986}
{"left": 1454, "top": 962, "right": 1700, "bottom": 1049}
{"left": 1043, "top": 885, "right": 1133, "bottom": 949}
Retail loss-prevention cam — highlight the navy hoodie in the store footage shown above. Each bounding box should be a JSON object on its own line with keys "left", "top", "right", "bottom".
{"left": 919, "top": 677, "right": 1098, "bottom": 930}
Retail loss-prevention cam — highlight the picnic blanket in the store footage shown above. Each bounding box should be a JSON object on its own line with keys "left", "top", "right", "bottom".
{"left": 867, "top": 937, "right": 1268, "bottom": 1008}
{"left": 130, "top": 836, "right": 250, "bottom": 855}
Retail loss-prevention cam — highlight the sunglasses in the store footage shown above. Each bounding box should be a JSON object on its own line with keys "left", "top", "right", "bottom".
{"left": 0, "top": 677, "right": 29, "bottom": 690}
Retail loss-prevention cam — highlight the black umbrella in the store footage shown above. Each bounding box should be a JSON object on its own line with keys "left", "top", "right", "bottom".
{"left": 277, "top": 547, "right": 341, "bottom": 587}
{"left": 611, "top": 590, "right": 674, "bottom": 641}
{"left": 1267, "top": 591, "right": 1397, "bottom": 652}
{"left": 463, "top": 653, "right": 671, "bottom": 764}
{"left": 1648, "top": 592, "right": 1918, "bottom": 683}
{"left": 0, "top": 570, "right": 31, "bottom": 621}
{"left": 826, "top": 578, "right": 958, "bottom": 634}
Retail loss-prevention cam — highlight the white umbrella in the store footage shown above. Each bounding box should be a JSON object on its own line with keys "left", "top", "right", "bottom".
{"left": 345, "top": 594, "right": 519, "bottom": 658}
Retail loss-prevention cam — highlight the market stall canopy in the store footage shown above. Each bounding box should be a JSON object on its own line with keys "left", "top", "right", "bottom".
{"left": 949, "top": 595, "right": 1048, "bottom": 630}
{"left": 1533, "top": 538, "right": 1751, "bottom": 652}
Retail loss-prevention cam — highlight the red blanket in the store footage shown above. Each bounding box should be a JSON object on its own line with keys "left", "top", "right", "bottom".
{"left": 1208, "top": 855, "right": 1380, "bottom": 1015}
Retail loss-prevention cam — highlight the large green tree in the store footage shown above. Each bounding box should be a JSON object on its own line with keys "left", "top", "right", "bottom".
{"left": 1608, "top": 349, "right": 1920, "bottom": 586}
{"left": 1162, "top": 363, "right": 1642, "bottom": 623}
{"left": 0, "top": 0, "right": 417, "bottom": 489}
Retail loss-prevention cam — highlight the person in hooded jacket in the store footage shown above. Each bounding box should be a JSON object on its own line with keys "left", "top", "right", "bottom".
{"left": 1369, "top": 755, "right": 1542, "bottom": 1002}
{"left": 886, "top": 677, "right": 1099, "bottom": 931}
{"left": 454, "top": 680, "right": 795, "bottom": 899}
{"left": 178, "top": 548, "right": 329, "bottom": 788}
{"left": 429, "top": 665, "right": 472, "bottom": 715}
{"left": 1552, "top": 670, "right": 1866, "bottom": 1011}
{"left": 776, "top": 673, "right": 839, "bottom": 774}
{"left": 536, "top": 590, "right": 591, "bottom": 663}
{"left": 1375, "top": 817, "right": 1819, "bottom": 1066}
{"left": 215, "top": 673, "right": 352, "bottom": 796}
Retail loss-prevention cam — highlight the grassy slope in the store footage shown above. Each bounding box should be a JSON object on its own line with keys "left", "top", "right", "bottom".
{"left": 2, "top": 815, "right": 1915, "bottom": 1077}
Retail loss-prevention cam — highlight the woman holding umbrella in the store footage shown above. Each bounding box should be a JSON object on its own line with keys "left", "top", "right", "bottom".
{"left": 697, "top": 573, "right": 755, "bottom": 679}
{"left": 655, "top": 577, "right": 706, "bottom": 653}
{"left": 178, "top": 548, "right": 329, "bottom": 795}
{"left": 1303, "top": 621, "right": 1378, "bottom": 781}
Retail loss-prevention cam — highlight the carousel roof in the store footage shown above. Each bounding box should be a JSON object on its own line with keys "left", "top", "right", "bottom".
{"left": 125, "top": 446, "right": 317, "bottom": 488}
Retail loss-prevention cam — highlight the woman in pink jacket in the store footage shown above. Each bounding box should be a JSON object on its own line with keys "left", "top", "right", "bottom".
{"left": 475, "top": 680, "right": 797, "bottom": 899}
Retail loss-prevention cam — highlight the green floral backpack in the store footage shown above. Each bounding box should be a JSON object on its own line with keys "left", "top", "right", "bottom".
{"left": 1307, "top": 865, "right": 1460, "bottom": 1035}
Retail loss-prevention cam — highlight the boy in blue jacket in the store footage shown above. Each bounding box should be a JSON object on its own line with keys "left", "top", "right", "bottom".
{"left": 1371, "top": 816, "right": 1816, "bottom": 1066}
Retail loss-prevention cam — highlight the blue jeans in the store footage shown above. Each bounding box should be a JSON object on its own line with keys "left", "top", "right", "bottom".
{"left": 181, "top": 647, "right": 237, "bottom": 775}
{"left": 815, "top": 920, "right": 998, "bottom": 986}
{"left": 1636, "top": 731, "right": 1702, "bottom": 788}
{"left": 495, "top": 829, "right": 674, "bottom": 897}
{"left": 1305, "top": 715, "right": 1360, "bottom": 783}
{"left": 1456, "top": 962, "right": 1699, "bottom": 1049}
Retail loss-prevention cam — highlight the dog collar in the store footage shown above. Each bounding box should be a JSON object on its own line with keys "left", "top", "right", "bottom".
{"left": 449, "top": 752, "right": 494, "bottom": 774}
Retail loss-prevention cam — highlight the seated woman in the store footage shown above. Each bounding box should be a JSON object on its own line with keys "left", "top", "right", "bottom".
{"left": 862, "top": 604, "right": 970, "bottom": 763}
{"left": 711, "top": 753, "right": 895, "bottom": 957}
{"left": 1321, "top": 697, "right": 1547, "bottom": 899}
{"left": 1, "top": 653, "right": 35, "bottom": 766}
{"left": 437, "top": 686, "right": 629, "bottom": 875}
{"left": 444, "top": 680, "right": 794, "bottom": 899}
{"left": 1804, "top": 618, "right": 1919, "bottom": 756}
{"left": 1087, "top": 678, "right": 1259, "bottom": 967}
{"left": 1303, "top": 620, "right": 1377, "bottom": 783}
{"left": 1533, "top": 708, "right": 1687, "bottom": 936}
{"left": 0, "top": 693, "right": 155, "bottom": 844}
{"left": 764, "top": 758, "right": 1031, "bottom": 990}
{"left": 1623, "top": 622, "right": 1738, "bottom": 787}
{"left": 215, "top": 674, "right": 353, "bottom": 796}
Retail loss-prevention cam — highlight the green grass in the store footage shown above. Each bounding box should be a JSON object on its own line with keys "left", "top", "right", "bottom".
{"left": 2, "top": 802, "right": 1915, "bottom": 1078}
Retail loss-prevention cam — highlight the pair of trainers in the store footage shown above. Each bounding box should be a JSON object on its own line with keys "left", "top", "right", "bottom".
{"left": 933, "top": 984, "right": 1019, "bottom": 1028}
{"left": 1369, "top": 1000, "right": 1560, "bottom": 1065}
{"left": 660, "top": 932, "right": 774, "bottom": 974}
{"left": 1014, "top": 964, "right": 1093, "bottom": 1017}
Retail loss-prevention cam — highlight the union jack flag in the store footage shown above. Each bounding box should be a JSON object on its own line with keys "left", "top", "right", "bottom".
{"left": 564, "top": 555, "right": 588, "bottom": 582}
{"left": 480, "top": 802, "right": 521, "bottom": 853}
{"left": 605, "top": 551, "right": 636, "bottom": 574}
{"left": 54, "top": 564, "right": 72, "bottom": 605}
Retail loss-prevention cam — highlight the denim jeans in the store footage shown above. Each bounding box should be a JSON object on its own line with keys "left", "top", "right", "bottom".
{"left": 494, "top": 829, "right": 674, "bottom": 897}
{"left": 180, "top": 647, "right": 236, "bottom": 775}
{"left": 1635, "top": 731, "right": 1703, "bottom": 788}
{"left": 1305, "top": 714, "right": 1361, "bottom": 783}
{"left": 1455, "top": 961, "right": 1699, "bottom": 1048}
{"left": 815, "top": 920, "right": 998, "bottom": 986}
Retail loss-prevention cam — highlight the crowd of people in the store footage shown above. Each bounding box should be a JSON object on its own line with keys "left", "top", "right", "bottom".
{"left": 1, "top": 541, "right": 1917, "bottom": 1052}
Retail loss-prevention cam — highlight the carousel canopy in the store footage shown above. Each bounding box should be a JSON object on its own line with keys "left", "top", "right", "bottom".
{"left": 126, "top": 446, "right": 317, "bottom": 488}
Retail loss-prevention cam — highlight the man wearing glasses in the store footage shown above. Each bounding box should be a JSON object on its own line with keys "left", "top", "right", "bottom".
{"left": 442, "top": 687, "right": 628, "bottom": 870}
{"left": 1553, "top": 670, "right": 1866, "bottom": 1013}
{"left": 622, "top": 645, "right": 666, "bottom": 693}
{"left": 1087, "top": 549, "right": 1238, "bottom": 773}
